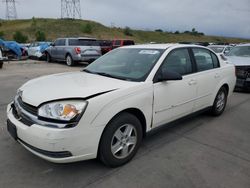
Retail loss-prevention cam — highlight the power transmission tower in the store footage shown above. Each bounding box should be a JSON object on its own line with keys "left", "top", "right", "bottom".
{"left": 61, "top": 0, "right": 81, "bottom": 19}
{"left": 5, "top": 0, "right": 18, "bottom": 20}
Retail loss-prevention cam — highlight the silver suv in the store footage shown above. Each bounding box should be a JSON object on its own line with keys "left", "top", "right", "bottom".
{"left": 45, "top": 37, "right": 102, "bottom": 66}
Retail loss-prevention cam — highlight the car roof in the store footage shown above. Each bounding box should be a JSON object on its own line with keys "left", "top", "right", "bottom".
{"left": 122, "top": 43, "right": 204, "bottom": 49}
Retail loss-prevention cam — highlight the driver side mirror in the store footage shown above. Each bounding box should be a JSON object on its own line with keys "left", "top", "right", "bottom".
{"left": 157, "top": 70, "right": 183, "bottom": 82}
{"left": 51, "top": 43, "right": 55, "bottom": 47}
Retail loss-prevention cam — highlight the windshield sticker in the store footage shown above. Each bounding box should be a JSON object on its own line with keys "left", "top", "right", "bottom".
{"left": 139, "top": 50, "right": 160, "bottom": 55}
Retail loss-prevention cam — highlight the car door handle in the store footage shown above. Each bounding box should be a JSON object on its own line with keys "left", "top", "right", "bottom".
{"left": 188, "top": 79, "right": 197, "bottom": 85}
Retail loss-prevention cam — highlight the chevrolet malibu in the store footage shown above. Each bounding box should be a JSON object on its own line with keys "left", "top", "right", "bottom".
{"left": 7, "top": 44, "right": 236, "bottom": 167}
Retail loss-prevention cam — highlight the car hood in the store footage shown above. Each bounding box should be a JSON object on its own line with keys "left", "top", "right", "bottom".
{"left": 226, "top": 56, "right": 250, "bottom": 66}
{"left": 19, "top": 71, "right": 138, "bottom": 106}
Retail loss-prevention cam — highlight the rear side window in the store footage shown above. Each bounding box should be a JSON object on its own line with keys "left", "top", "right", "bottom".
{"left": 161, "top": 48, "right": 193, "bottom": 76}
{"left": 69, "top": 39, "right": 99, "bottom": 46}
{"left": 193, "top": 48, "right": 214, "bottom": 72}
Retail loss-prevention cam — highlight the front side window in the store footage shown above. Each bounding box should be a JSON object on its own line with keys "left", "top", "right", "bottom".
{"left": 160, "top": 48, "right": 193, "bottom": 76}
{"left": 84, "top": 48, "right": 164, "bottom": 81}
{"left": 55, "top": 39, "right": 66, "bottom": 46}
{"left": 193, "top": 48, "right": 214, "bottom": 72}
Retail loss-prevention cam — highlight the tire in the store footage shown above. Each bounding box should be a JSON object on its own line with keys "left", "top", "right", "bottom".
{"left": 99, "top": 112, "right": 143, "bottom": 167}
{"left": 66, "top": 54, "right": 75, "bottom": 66}
{"left": 211, "top": 87, "right": 228, "bottom": 116}
{"left": 46, "top": 53, "right": 52, "bottom": 63}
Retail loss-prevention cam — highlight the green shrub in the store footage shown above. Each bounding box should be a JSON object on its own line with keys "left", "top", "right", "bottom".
{"left": 82, "top": 23, "right": 93, "bottom": 34}
{"left": 0, "top": 31, "right": 4, "bottom": 39}
{"left": 35, "top": 30, "right": 46, "bottom": 41}
{"left": 13, "top": 31, "right": 28, "bottom": 43}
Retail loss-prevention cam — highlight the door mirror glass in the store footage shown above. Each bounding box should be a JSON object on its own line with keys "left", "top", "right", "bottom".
{"left": 158, "top": 70, "right": 183, "bottom": 82}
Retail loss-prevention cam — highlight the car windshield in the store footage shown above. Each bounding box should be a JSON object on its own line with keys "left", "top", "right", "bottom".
{"left": 84, "top": 48, "right": 164, "bottom": 82}
{"left": 209, "top": 46, "right": 224, "bottom": 53}
{"left": 227, "top": 46, "right": 250, "bottom": 57}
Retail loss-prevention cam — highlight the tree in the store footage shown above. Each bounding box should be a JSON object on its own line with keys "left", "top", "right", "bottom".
{"left": 174, "top": 31, "right": 180, "bottom": 34}
{"left": 82, "top": 23, "right": 93, "bottom": 34}
{"left": 124, "top": 26, "right": 133, "bottom": 36}
{"left": 155, "top": 29, "right": 163, "bottom": 32}
{"left": 13, "top": 31, "right": 28, "bottom": 43}
{"left": 35, "top": 30, "right": 46, "bottom": 41}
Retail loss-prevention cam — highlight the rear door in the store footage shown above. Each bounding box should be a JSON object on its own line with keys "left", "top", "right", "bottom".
{"left": 153, "top": 48, "right": 197, "bottom": 127}
{"left": 190, "top": 48, "right": 222, "bottom": 111}
{"left": 56, "top": 39, "right": 67, "bottom": 60}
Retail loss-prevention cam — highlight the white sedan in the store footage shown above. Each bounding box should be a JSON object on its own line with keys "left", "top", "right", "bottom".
{"left": 27, "top": 42, "right": 51, "bottom": 59}
{"left": 7, "top": 44, "right": 236, "bottom": 167}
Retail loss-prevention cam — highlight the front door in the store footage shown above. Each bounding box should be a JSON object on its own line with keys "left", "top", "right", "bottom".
{"left": 153, "top": 48, "right": 197, "bottom": 127}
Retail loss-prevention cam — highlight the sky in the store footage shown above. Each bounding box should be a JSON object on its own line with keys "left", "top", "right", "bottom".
{"left": 0, "top": 0, "right": 250, "bottom": 39}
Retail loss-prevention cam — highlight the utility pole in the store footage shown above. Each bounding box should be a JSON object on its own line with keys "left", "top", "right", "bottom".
{"left": 61, "top": 0, "right": 81, "bottom": 19}
{"left": 5, "top": 0, "right": 18, "bottom": 20}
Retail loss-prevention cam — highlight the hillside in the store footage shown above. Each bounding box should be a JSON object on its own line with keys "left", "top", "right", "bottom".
{"left": 0, "top": 18, "right": 249, "bottom": 44}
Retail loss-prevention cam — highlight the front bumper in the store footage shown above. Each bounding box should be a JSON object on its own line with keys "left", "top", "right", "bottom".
{"left": 236, "top": 78, "right": 250, "bottom": 89}
{"left": 6, "top": 103, "right": 102, "bottom": 163}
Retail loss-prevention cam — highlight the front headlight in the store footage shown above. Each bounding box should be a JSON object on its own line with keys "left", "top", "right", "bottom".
{"left": 38, "top": 100, "right": 88, "bottom": 121}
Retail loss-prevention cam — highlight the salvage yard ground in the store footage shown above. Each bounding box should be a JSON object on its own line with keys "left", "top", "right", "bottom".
{"left": 0, "top": 61, "right": 250, "bottom": 188}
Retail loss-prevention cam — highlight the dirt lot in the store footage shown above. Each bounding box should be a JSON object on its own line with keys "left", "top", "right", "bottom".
{"left": 0, "top": 61, "right": 250, "bottom": 188}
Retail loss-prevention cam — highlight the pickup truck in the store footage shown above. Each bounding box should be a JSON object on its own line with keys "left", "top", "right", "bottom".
{"left": 7, "top": 44, "right": 236, "bottom": 167}
{"left": 45, "top": 37, "right": 102, "bottom": 66}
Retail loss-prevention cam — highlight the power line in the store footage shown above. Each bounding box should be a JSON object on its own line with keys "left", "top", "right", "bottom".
{"left": 61, "top": 0, "right": 81, "bottom": 19}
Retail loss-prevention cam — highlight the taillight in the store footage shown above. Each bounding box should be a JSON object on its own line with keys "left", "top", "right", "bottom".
{"left": 74, "top": 47, "right": 81, "bottom": 54}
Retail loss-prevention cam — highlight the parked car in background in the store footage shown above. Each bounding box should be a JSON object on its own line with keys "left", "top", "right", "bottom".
{"left": 98, "top": 40, "right": 112, "bottom": 55}
{"left": 208, "top": 45, "right": 233, "bottom": 55}
{"left": 45, "top": 37, "right": 102, "bottom": 66}
{"left": 112, "top": 39, "right": 135, "bottom": 49}
{"left": 7, "top": 44, "right": 236, "bottom": 167}
{"left": 0, "top": 39, "right": 27, "bottom": 60}
{"left": 28, "top": 42, "right": 51, "bottom": 59}
{"left": 226, "top": 44, "right": 250, "bottom": 90}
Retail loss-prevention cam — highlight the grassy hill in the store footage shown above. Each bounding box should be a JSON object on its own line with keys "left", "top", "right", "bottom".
{"left": 0, "top": 18, "right": 249, "bottom": 44}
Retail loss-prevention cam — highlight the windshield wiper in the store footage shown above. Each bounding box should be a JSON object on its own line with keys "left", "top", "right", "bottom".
{"left": 83, "top": 69, "right": 129, "bottom": 80}
{"left": 94, "top": 72, "right": 123, "bottom": 79}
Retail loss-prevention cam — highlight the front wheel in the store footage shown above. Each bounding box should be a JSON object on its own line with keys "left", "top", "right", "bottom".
{"left": 211, "top": 87, "right": 228, "bottom": 116}
{"left": 99, "top": 112, "right": 143, "bottom": 167}
{"left": 46, "top": 53, "right": 52, "bottom": 63}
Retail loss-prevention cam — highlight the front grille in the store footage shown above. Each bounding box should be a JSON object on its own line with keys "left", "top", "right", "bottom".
{"left": 17, "top": 96, "right": 38, "bottom": 115}
{"left": 236, "top": 66, "right": 250, "bottom": 79}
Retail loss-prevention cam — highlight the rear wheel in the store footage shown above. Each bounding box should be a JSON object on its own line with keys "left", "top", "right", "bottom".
{"left": 211, "top": 87, "right": 228, "bottom": 116}
{"left": 99, "top": 112, "right": 143, "bottom": 167}
{"left": 66, "top": 54, "right": 75, "bottom": 66}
